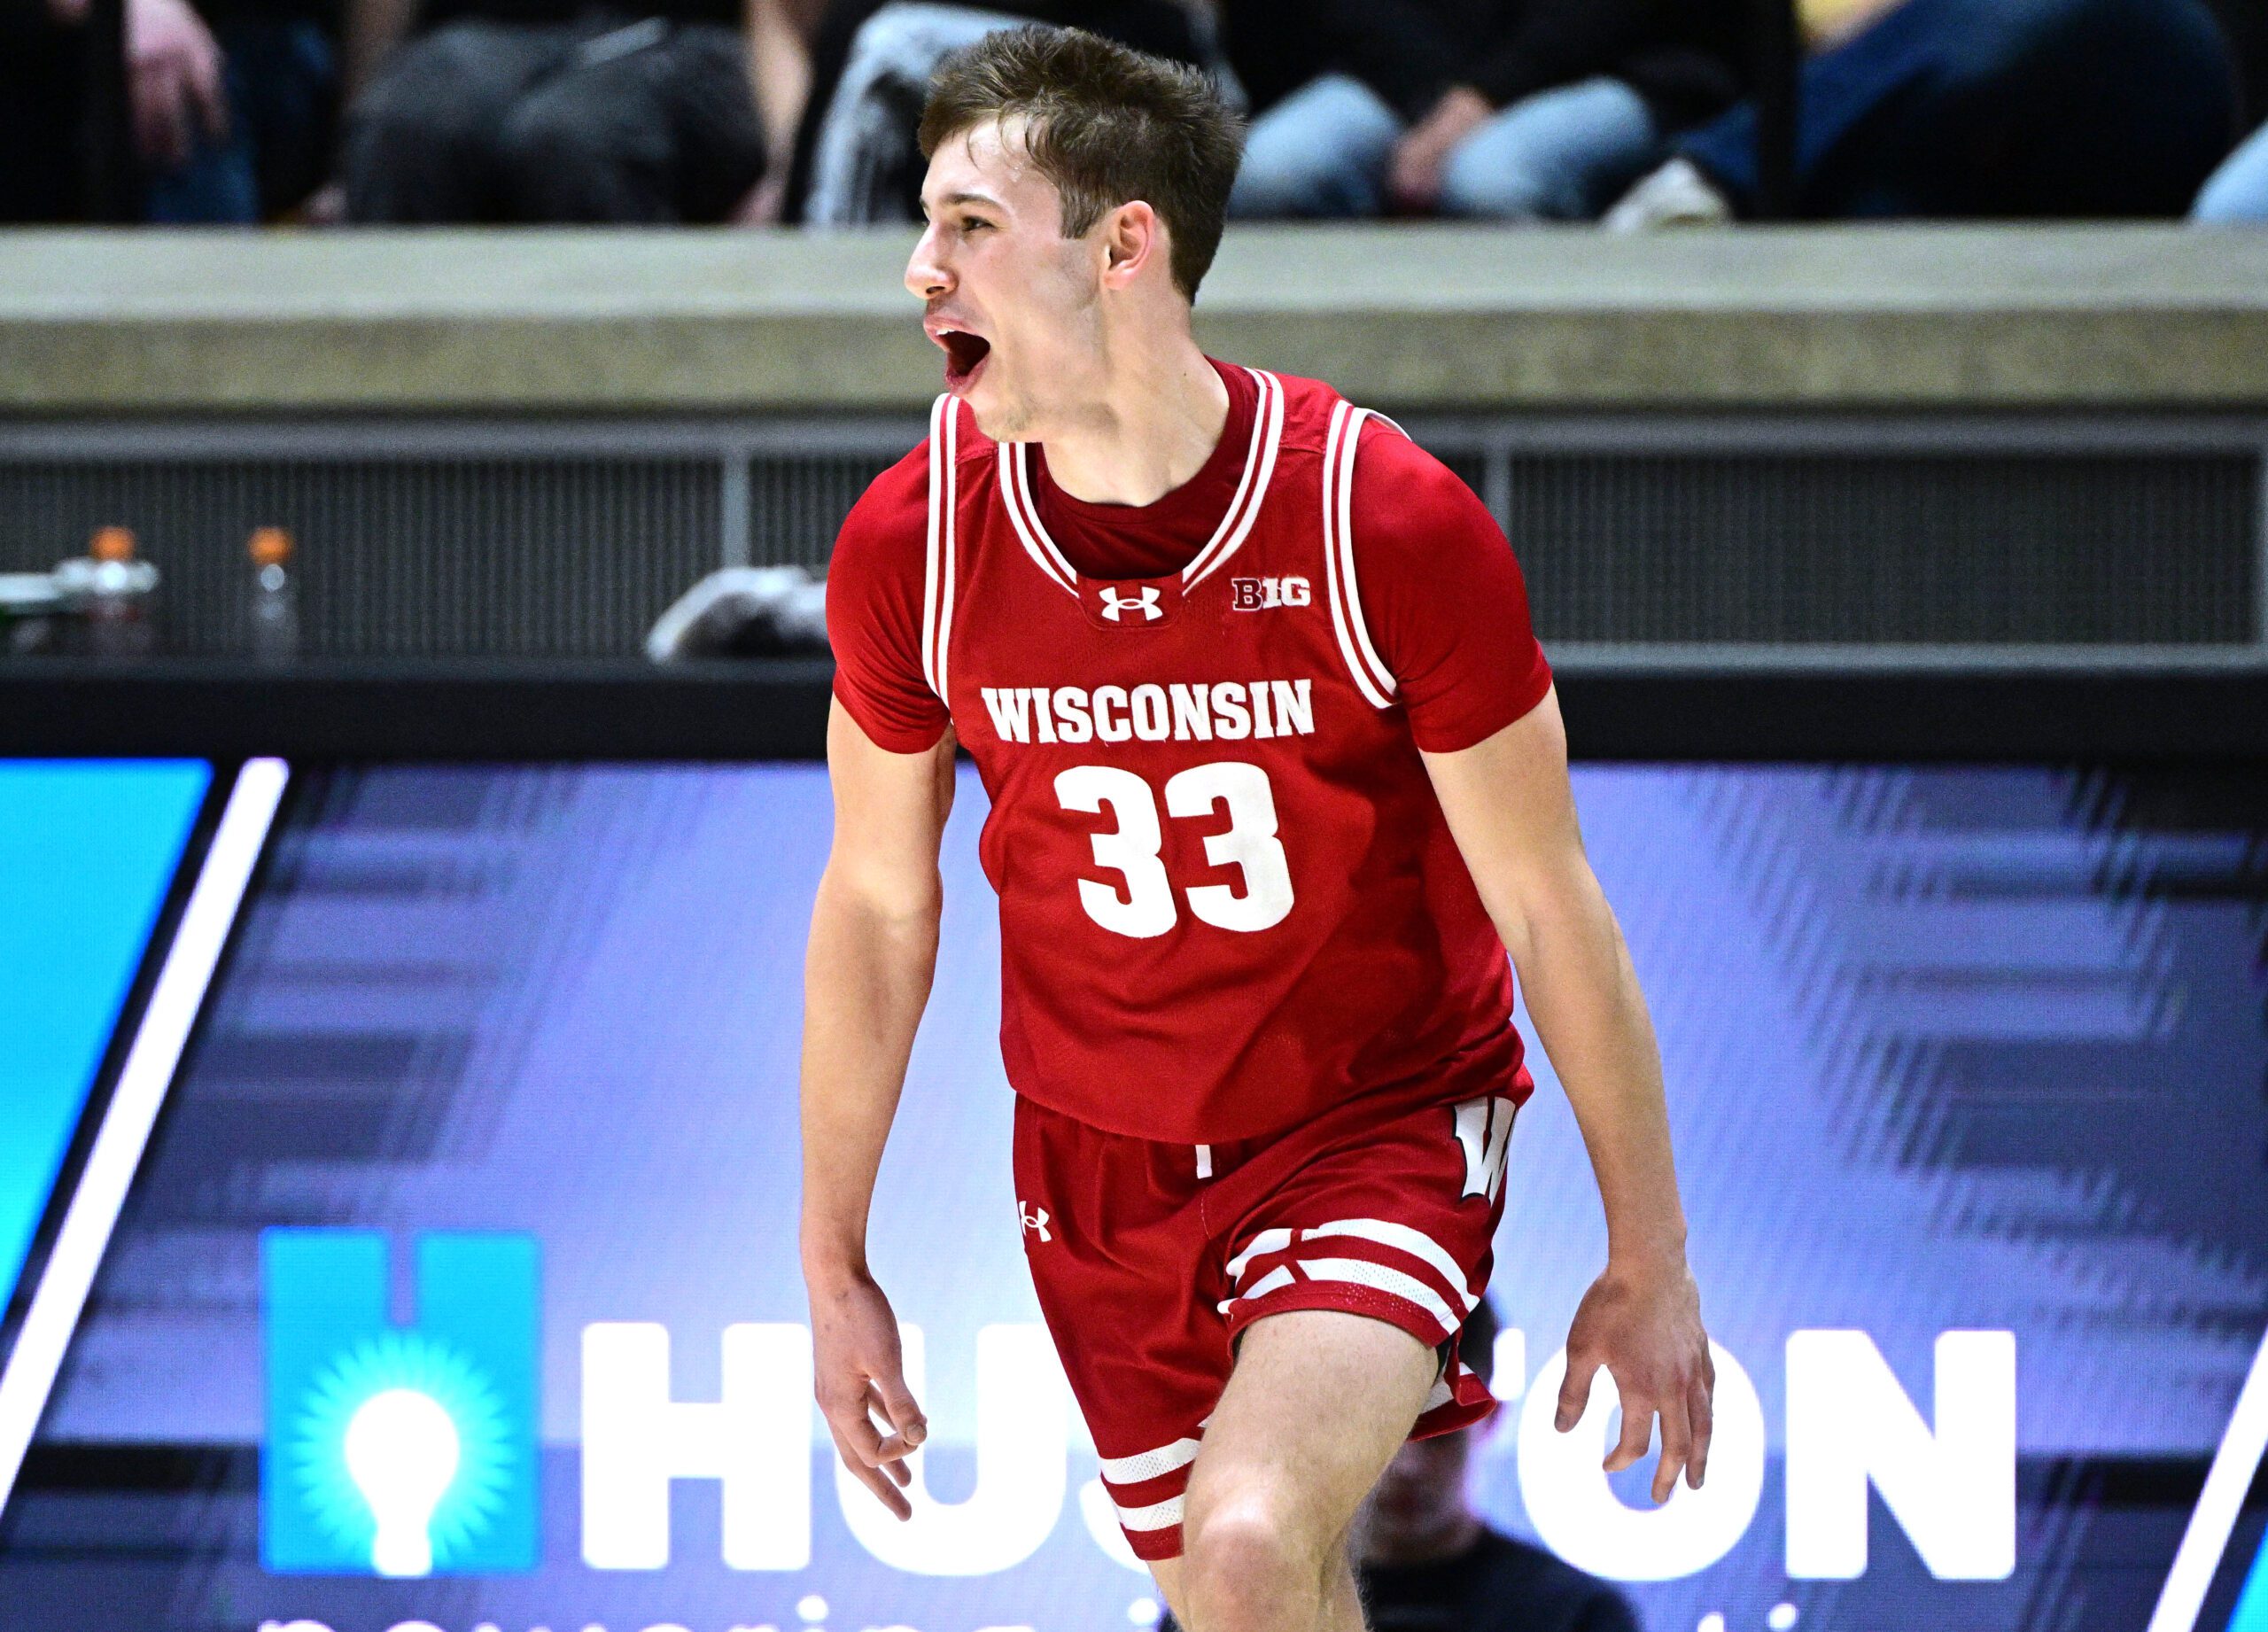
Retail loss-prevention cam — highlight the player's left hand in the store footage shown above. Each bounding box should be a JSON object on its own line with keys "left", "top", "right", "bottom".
{"left": 1555, "top": 1254, "right": 1713, "bottom": 1503}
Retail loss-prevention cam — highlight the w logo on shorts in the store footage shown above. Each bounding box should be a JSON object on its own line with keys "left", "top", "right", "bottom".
{"left": 1453, "top": 1096, "right": 1516, "bottom": 1202}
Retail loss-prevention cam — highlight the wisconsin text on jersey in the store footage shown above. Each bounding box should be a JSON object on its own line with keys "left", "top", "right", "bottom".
{"left": 978, "top": 679, "right": 1317, "bottom": 744}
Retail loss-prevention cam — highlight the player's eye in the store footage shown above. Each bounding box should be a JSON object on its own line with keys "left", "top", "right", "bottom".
{"left": 960, "top": 216, "right": 992, "bottom": 233}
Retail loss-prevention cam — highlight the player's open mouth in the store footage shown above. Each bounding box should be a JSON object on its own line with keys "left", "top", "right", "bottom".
{"left": 934, "top": 327, "right": 991, "bottom": 392}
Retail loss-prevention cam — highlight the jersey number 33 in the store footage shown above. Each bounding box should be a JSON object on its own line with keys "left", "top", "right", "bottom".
{"left": 1054, "top": 759, "right": 1293, "bottom": 938}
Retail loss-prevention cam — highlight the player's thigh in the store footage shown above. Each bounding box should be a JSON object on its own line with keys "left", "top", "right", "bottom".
{"left": 1148, "top": 1555, "right": 1186, "bottom": 1621}
{"left": 1184, "top": 1306, "right": 1439, "bottom": 1550}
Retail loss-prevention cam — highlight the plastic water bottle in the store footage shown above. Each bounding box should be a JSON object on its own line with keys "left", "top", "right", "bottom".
{"left": 0, "top": 568, "right": 65, "bottom": 654}
{"left": 245, "top": 526, "right": 300, "bottom": 661}
{"left": 52, "top": 525, "right": 159, "bottom": 657}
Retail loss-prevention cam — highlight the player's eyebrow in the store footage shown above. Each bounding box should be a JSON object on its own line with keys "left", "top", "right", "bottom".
{"left": 922, "top": 190, "right": 1005, "bottom": 217}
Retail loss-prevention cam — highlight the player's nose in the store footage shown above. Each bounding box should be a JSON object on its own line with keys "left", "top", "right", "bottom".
{"left": 905, "top": 226, "right": 953, "bottom": 300}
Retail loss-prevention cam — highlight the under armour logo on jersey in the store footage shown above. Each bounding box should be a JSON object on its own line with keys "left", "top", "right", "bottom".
{"left": 1453, "top": 1096, "right": 1516, "bottom": 1202}
{"left": 1099, "top": 586, "right": 1164, "bottom": 622}
{"left": 1019, "top": 1201, "right": 1052, "bottom": 1243}
{"left": 1230, "top": 575, "right": 1312, "bottom": 611}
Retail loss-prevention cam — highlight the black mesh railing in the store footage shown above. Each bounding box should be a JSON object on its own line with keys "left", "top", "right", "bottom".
{"left": 3, "top": 421, "right": 2257, "bottom": 657}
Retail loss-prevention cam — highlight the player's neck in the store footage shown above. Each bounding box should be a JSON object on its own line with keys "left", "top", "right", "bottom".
{"left": 1036, "top": 333, "right": 1229, "bottom": 509}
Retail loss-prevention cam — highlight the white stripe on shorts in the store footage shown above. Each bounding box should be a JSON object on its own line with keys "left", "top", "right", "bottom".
{"left": 1226, "top": 1220, "right": 1473, "bottom": 1311}
{"left": 1305, "top": 1218, "right": 1479, "bottom": 1312}
{"left": 1099, "top": 1434, "right": 1202, "bottom": 1486}
{"left": 1225, "top": 1227, "right": 1293, "bottom": 1283}
{"left": 1295, "top": 1257, "right": 1460, "bottom": 1339}
{"left": 1216, "top": 1263, "right": 1296, "bottom": 1315}
{"left": 1116, "top": 1492, "right": 1186, "bottom": 1532}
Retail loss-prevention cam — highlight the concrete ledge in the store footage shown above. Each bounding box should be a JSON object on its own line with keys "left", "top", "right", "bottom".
{"left": 6, "top": 224, "right": 2267, "bottom": 413}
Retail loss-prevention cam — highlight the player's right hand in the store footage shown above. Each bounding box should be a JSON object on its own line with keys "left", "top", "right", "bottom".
{"left": 807, "top": 1270, "right": 929, "bottom": 1520}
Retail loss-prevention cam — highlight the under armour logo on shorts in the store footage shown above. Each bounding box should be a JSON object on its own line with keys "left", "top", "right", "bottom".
{"left": 1020, "top": 1201, "right": 1052, "bottom": 1242}
{"left": 1099, "top": 586, "right": 1164, "bottom": 622}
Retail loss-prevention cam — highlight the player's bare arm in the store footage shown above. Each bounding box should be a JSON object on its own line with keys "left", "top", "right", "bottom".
{"left": 799, "top": 698, "right": 956, "bottom": 1519}
{"left": 1421, "top": 685, "right": 1716, "bottom": 1505}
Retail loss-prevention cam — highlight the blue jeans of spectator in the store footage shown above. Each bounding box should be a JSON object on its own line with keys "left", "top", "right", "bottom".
{"left": 1675, "top": 0, "right": 2236, "bottom": 217}
{"left": 144, "top": 19, "right": 338, "bottom": 222}
{"left": 1231, "top": 71, "right": 1660, "bottom": 220}
{"left": 2194, "top": 120, "right": 2268, "bottom": 221}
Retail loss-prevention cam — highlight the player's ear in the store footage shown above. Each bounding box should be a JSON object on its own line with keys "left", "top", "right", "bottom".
{"left": 1100, "top": 200, "right": 1162, "bottom": 291}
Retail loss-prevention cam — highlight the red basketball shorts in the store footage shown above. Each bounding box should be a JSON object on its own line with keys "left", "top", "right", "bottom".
{"left": 1010, "top": 1082, "right": 1521, "bottom": 1562}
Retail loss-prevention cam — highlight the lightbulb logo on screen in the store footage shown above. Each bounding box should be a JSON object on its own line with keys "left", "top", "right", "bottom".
{"left": 261, "top": 1229, "right": 540, "bottom": 1576}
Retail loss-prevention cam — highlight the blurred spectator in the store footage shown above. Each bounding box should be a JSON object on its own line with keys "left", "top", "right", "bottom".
{"left": 1608, "top": 0, "right": 2240, "bottom": 224}
{"left": 1158, "top": 1298, "right": 1641, "bottom": 1632}
{"left": 2194, "top": 120, "right": 2268, "bottom": 216}
{"left": 0, "top": 0, "right": 337, "bottom": 221}
{"left": 644, "top": 565, "right": 828, "bottom": 658}
{"left": 1218, "top": 0, "right": 1744, "bottom": 221}
{"left": 1, "top": 0, "right": 91, "bottom": 221}
{"left": 330, "top": 0, "right": 819, "bottom": 220}
{"left": 2191, "top": 0, "right": 2268, "bottom": 220}
{"left": 780, "top": 0, "right": 1210, "bottom": 225}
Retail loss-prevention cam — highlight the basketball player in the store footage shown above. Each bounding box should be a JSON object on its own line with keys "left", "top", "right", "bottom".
{"left": 801, "top": 27, "right": 1713, "bottom": 1632}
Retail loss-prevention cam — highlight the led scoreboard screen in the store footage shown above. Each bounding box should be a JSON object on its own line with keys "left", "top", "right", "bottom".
{"left": 0, "top": 752, "right": 2264, "bottom": 1632}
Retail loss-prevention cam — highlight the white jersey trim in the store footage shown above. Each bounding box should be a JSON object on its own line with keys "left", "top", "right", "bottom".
{"left": 920, "top": 392, "right": 963, "bottom": 699}
{"left": 1182, "top": 368, "right": 1285, "bottom": 588}
{"left": 998, "top": 440, "right": 1079, "bottom": 595}
{"left": 1320, "top": 400, "right": 1400, "bottom": 710}
{"left": 993, "top": 367, "right": 1285, "bottom": 596}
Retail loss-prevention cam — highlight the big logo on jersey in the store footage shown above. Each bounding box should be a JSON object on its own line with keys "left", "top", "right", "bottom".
{"left": 262, "top": 1229, "right": 540, "bottom": 1576}
{"left": 1230, "top": 575, "right": 1312, "bottom": 610}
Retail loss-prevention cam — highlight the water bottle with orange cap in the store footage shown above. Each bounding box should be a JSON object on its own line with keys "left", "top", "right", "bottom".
{"left": 246, "top": 525, "right": 300, "bottom": 662}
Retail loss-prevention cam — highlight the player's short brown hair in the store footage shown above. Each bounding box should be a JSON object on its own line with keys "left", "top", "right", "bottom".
{"left": 919, "top": 26, "right": 1243, "bottom": 301}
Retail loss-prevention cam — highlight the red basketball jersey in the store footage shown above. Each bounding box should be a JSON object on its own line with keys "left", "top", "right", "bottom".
{"left": 830, "top": 367, "right": 1548, "bottom": 1144}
